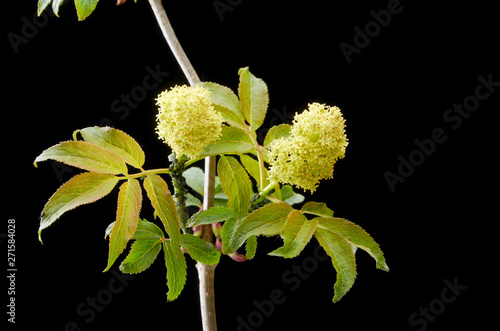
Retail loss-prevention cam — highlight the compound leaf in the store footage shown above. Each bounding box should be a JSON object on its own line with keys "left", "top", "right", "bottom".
{"left": 119, "top": 239, "right": 162, "bottom": 274}
{"left": 180, "top": 234, "right": 220, "bottom": 265}
{"left": 39, "top": 172, "right": 119, "bottom": 242}
{"left": 269, "top": 210, "right": 318, "bottom": 258}
{"left": 314, "top": 226, "right": 357, "bottom": 303}
{"left": 163, "top": 240, "right": 187, "bottom": 301}
{"left": 34, "top": 140, "right": 128, "bottom": 175}
{"left": 105, "top": 178, "right": 142, "bottom": 272}
{"left": 76, "top": 126, "right": 145, "bottom": 169}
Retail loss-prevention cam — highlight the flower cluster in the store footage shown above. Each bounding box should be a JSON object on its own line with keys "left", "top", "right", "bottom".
{"left": 156, "top": 85, "right": 224, "bottom": 159}
{"left": 268, "top": 103, "right": 348, "bottom": 193}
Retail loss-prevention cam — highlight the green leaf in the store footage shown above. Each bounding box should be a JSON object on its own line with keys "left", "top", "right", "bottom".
{"left": 187, "top": 206, "right": 237, "bottom": 227}
{"left": 34, "top": 141, "right": 128, "bottom": 175}
{"left": 200, "top": 82, "right": 246, "bottom": 128}
{"left": 314, "top": 226, "right": 357, "bottom": 303}
{"left": 163, "top": 240, "right": 187, "bottom": 301}
{"left": 240, "top": 154, "right": 268, "bottom": 189}
{"left": 39, "top": 173, "right": 119, "bottom": 242}
{"left": 75, "top": 0, "right": 99, "bottom": 21}
{"left": 301, "top": 202, "right": 334, "bottom": 218}
{"left": 217, "top": 155, "right": 253, "bottom": 219}
{"left": 37, "top": 0, "right": 52, "bottom": 16}
{"left": 269, "top": 210, "right": 318, "bottom": 258}
{"left": 245, "top": 236, "right": 258, "bottom": 260}
{"left": 200, "top": 126, "right": 255, "bottom": 157}
{"left": 75, "top": 126, "right": 145, "bottom": 169}
{"left": 238, "top": 67, "right": 269, "bottom": 131}
{"left": 317, "top": 217, "right": 389, "bottom": 272}
{"left": 183, "top": 167, "right": 205, "bottom": 196}
{"left": 132, "top": 218, "right": 165, "bottom": 240}
{"left": 263, "top": 124, "right": 291, "bottom": 147}
{"left": 105, "top": 178, "right": 142, "bottom": 272}
{"left": 51, "top": 0, "right": 66, "bottom": 16}
{"left": 280, "top": 185, "right": 305, "bottom": 206}
{"left": 143, "top": 174, "right": 181, "bottom": 257}
{"left": 223, "top": 202, "right": 294, "bottom": 253}
{"left": 119, "top": 239, "right": 162, "bottom": 274}
{"left": 221, "top": 217, "right": 238, "bottom": 254}
{"left": 185, "top": 193, "right": 202, "bottom": 208}
{"left": 180, "top": 234, "right": 220, "bottom": 265}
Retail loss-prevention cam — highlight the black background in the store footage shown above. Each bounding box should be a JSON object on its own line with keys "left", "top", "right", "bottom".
{"left": 4, "top": 0, "right": 499, "bottom": 330}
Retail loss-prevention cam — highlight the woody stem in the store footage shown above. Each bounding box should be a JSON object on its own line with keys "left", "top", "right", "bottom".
{"left": 148, "top": 1, "right": 217, "bottom": 331}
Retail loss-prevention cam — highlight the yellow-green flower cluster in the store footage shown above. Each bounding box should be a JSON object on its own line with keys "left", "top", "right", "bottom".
{"left": 268, "top": 103, "right": 348, "bottom": 193}
{"left": 156, "top": 85, "right": 224, "bottom": 159}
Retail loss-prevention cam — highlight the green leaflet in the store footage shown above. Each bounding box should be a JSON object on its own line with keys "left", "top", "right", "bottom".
{"left": 34, "top": 140, "right": 128, "bottom": 175}
{"left": 163, "top": 240, "right": 187, "bottom": 301}
{"left": 37, "top": 0, "right": 65, "bottom": 16}
{"left": 180, "top": 234, "right": 220, "bottom": 266}
{"left": 240, "top": 154, "right": 269, "bottom": 190}
{"left": 301, "top": 202, "right": 334, "bottom": 218}
{"left": 217, "top": 155, "right": 253, "bottom": 219}
{"left": 183, "top": 167, "right": 206, "bottom": 196}
{"left": 200, "top": 81, "right": 246, "bottom": 128}
{"left": 187, "top": 206, "right": 237, "bottom": 227}
{"left": 245, "top": 236, "right": 258, "bottom": 260}
{"left": 316, "top": 217, "right": 389, "bottom": 272}
{"left": 105, "top": 178, "right": 142, "bottom": 272}
{"left": 119, "top": 239, "right": 162, "bottom": 274}
{"left": 314, "top": 226, "right": 357, "bottom": 303}
{"left": 38, "top": 173, "right": 119, "bottom": 242}
{"left": 200, "top": 126, "right": 255, "bottom": 157}
{"left": 132, "top": 218, "right": 166, "bottom": 240}
{"left": 74, "top": 0, "right": 100, "bottom": 21}
{"left": 75, "top": 126, "right": 145, "bottom": 170}
{"left": 269, "top": 210, "right": 318, "bottom": 259}
{"left": 281, "top": 185, "right": 305, "bottom": 206}
{"left": 223, "top": 202, "right": 294, "bottom": 254}
{"left": 264, "top": 124, "right": 291, "bottom": 147}
{"left": 143, "top": 174, "right": 181, "bottom": 257}
{"left": 238, "top": 67, "right": 269, "bottom": 131}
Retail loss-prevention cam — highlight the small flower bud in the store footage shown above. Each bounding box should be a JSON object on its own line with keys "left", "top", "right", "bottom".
{"left": 229, "top": 252, "right": 247, "bottom": 262}
{"left": 212, "top": 222, "right": 223, "bottom": 239}
{"left": 193, "top": 225, "right": 203, "bottom": 237}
